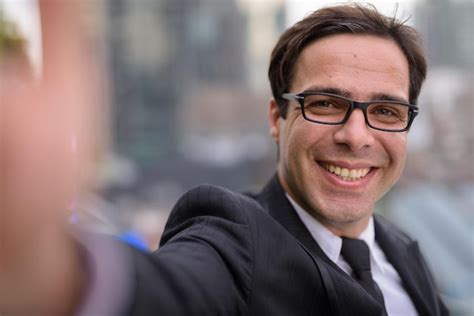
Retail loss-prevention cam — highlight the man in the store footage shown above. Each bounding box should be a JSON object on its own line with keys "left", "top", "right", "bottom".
{"left": 142, "top": 3, "right": 447, "bottom": 316}
{"left": 1, "top": 3, "right": 447, "bottom": 316}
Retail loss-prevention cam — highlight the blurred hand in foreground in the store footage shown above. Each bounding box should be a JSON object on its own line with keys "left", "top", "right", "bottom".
{"left": 0, "top": 1, "right": 103, "bottom": 314}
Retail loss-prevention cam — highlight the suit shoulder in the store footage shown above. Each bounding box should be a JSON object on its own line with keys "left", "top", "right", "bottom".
{"left": 134, "top": 185, "right": 259, "bottom": 314}
{"left": 162, "top": 184, "right": 264, "bottom": 240}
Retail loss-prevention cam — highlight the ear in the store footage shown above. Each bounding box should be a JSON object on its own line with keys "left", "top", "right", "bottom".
{"left": 268, "top": 98, "right": 281, "bottom": 143}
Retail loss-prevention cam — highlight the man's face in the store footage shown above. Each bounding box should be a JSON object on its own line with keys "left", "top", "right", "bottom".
{"left": 269, "top": 34, "right": 410, "bottom": 235}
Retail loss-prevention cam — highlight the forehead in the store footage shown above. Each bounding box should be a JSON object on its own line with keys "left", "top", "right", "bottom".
{"left": 291, "top": 34, "right": 410, "bottom": 101}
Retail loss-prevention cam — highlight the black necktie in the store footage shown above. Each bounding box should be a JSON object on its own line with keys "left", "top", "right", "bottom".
{"left": 341, "top": 237, "right": 386, "bottom": 309}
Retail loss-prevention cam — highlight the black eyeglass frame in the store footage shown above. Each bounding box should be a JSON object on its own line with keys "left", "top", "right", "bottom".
{"left": 281, "top": 92, "right": 419, "bottom": 132}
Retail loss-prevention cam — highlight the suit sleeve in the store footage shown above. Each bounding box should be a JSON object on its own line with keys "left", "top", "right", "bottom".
{"left": 126, "top": 185, "right": 256, "bottom": 315}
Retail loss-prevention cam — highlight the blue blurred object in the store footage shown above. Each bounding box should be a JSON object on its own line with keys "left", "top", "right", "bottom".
{"left": 118, "top": 231, "right": 149, "bottom": 251}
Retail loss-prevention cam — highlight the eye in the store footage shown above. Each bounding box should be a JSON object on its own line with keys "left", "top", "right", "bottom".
{"left": 302, "top": 95, "right": 349, "bottom": 118}
{"left": 305, "top": 97, "right": 345, "bottom": 109}
{"left": 308, "top": 100, "right": 334, "bottom": 108}
{"left": 373, "top": 107, "right": 397, "bottom": 116}
{"left": 369, "top": 103, "right": 408, "bottom": 122}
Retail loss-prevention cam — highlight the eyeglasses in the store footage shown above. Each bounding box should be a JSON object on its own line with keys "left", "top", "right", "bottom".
{"left": 282, "top": 92, "right": 419, "bottom": 132}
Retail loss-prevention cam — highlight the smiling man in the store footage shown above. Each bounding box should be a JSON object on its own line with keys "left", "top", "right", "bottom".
{"left": 152, "top": 3, "right": 447, "bottom": 316}
{"left": 270, "top": 33, "right": 412, "bottom": 237}
{"left": 1, "top": 3, "right": 448, "bottom": 316}
{"left": 265, "top": 31, "right": 423, "bottom": 314}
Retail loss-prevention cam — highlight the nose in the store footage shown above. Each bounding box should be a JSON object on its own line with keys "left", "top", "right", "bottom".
{"left": 333, "top": 109, "right": 375, "bottom": 151}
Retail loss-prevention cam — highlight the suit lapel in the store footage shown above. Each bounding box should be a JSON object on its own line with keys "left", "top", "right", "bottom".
{"left": 253, "top": 175, "right": 387, "bottom": 315}
{"left": 254, "top": 175, "right": 334, "bottom": 265}
{"left": 374, "top": 216, "right": 436, "bottom": 316}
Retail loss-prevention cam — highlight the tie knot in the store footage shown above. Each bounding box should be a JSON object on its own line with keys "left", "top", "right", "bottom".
{"left": 341, "top": 237, "right": 371, "bottom": 274}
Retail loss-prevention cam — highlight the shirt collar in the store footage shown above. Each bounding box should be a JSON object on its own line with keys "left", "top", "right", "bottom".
{"left": 286, "top": 193, "right": 342, "bottom": 263}
{"left": 286, "top": 193, "right": 385, "bottom": 273}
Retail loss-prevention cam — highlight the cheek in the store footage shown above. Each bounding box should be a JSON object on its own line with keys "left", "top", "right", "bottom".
{"left": 281, "top": 119, "right": 309, "bottom": 163}
{"left": 287, "top": 120, "right": 329, "bottom": 157}
{"left": 384, "top": 134, "right": 408, "bottom": 175}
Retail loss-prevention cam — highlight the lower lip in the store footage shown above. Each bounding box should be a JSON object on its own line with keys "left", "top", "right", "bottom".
{"left": 316, "top": 162, "right": 376, "bottom": 190}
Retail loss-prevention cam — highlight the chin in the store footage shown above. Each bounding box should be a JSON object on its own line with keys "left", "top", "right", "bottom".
{"left": 312, "top": 199, "right": 372, "bottom": 225}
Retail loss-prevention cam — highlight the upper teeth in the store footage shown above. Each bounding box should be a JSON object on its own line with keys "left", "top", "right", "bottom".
{"left": 322, "top": 163, "right": 370, "bottom": 181}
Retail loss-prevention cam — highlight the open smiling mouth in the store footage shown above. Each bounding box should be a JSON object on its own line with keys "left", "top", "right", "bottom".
{"left": 319, "top": 162, "right": 372, "bottom": 181}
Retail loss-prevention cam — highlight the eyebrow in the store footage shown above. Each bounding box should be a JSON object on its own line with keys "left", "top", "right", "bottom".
{"left": 370, "top": 93, "right": 409, "bottom": 104}
{"left": 301, "top": 86, "right": 351, "bottom": 98}
{"left": 299, "top": 85, "right": 409, "bottom": 104}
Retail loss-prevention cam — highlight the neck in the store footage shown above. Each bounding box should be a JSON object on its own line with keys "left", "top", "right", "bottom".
{"left": 278, "top": 172, "right": 372, "bottom": 238}
{"left": 315, "top": 215, "right": 371, "bottom": 238}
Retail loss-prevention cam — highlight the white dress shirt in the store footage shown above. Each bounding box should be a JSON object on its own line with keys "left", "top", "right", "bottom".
{"left": 286, "top": 194, "right": 418, "bottom": 316}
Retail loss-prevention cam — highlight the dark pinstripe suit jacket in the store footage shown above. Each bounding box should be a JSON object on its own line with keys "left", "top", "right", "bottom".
{"left": 127, "top": 175, "right": 448, "bottom": 315}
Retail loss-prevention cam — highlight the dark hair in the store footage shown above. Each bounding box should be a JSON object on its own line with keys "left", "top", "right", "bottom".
{"left": 268, "top": 3, "right": 427, "bottom": 117}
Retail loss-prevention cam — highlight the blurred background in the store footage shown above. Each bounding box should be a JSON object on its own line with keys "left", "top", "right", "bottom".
{"left": 0, "top": 0, "right": 472, "bottom": 314}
